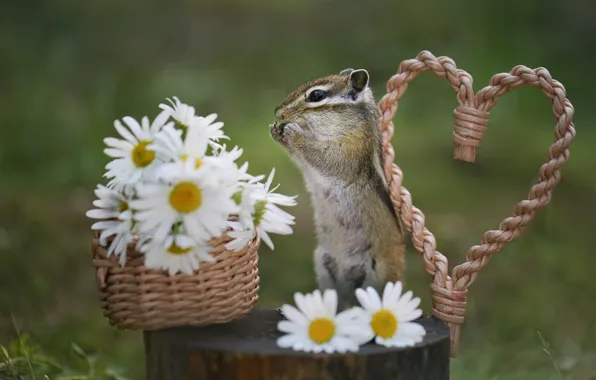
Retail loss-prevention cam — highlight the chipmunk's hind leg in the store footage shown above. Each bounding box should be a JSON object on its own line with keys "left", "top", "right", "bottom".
{"left": 314, "top": 246, "right": 337, "bottom": 291}
{"left": 314, "top": 247, "right": 359, "bottom": 308}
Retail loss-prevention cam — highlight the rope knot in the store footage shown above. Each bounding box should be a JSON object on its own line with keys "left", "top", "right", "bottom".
{"left": 452, "top": 105, "right": 489, "bottom": 163}
{"left": 431, "top": 283, "right": 468, "bottom": 356}
{"left": 430, "top": 284, "right": 467, "bottom": 325}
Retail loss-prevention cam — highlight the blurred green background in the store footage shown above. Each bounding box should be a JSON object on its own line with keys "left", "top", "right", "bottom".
{"left": 1, "top": 0, "right": 595, "bottom": 379}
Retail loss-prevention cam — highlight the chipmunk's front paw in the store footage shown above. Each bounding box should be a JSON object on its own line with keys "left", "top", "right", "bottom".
{"left": 269, "top": 122, "right": 303, "bottom": 147}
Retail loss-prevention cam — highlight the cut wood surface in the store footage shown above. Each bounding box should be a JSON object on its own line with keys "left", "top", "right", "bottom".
{"left": 144, "top": 308, "right": 450, "bottom": 380}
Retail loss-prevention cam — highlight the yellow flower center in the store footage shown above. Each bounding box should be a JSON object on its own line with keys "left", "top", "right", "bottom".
{"left": 167, "top": 242, "right": 192, "bottom": 255}
{"left": 308, "top": 318, "right": 335, "bottom": 344}
{"left": 131, "top": 141, "right": 155, "bottom": 167}
{"left": 169, "top": 182, "right": 202, "bottom": 213}
{"left": 180, "top": 154, "right": 203, "bottom": 169}
{"left": 371, "top": 310, "right": 398, "bottom": 339}
{"left": 119, "top": 202, "right": 129, "bottom": 214}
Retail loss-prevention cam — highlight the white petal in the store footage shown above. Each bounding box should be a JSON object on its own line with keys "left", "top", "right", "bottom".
{"left": 384, "top": 336, "right": 416, "bottom": 348}
{"left": 136, "top": 215, "right": 161, "bottom": 235}
{"left": 397, "top": 308, "right": 422, "bottom": 322}
{"left": 104, "top": 148, "right": 129, "bottom": 158}
{"left": 266, "top": 194, "right": 297, "bottom": 207}
{"left": 396, "top": 322, "right": 426, "bottom": 339}
{"left": 184, "top": 214, "right": 211, "bottom": 242}
{"left": 123, "top": 116, "right": 145, "bottom": 140}
{"left": 277, "top": 321, "right": 305, "bottom": 335}
{"left": 264, "top": 168, "right": 275, "bottom": 192}
{"left": 153, "top": 213, "right": 177, "bottom": 243}
{"left": 151, "top": 109, "right": 171, "bottom": 133}
{"left": 340, "top": 327, "right": 374, "bottom": 346}
{"left": 384, "top": 281, "right": 403, "bottom": 308}
{"left": 225, "top": 234, "right": 252, "bottom": 251}
{"left": 196, "top": 250, "right": 216, "bottom": 263}
{"left": 114, "top": 120, "right": 138, "bottom": 144}
{"left": 175, "top": 234, "right": 195, "bottom": 248}
{"left": 104, "top": 137, "right": 134, "bottom": 151}
{"left": 86, "top": 209, "right": 118, "bottom": 219}
{"left": 381, "top": 281, "right": 394, "bottom": 307}
{"left": 141, "top": 116, "right": 151, "bottom": 134}
{"left": 185, "top": 124, "right": 209, "bottom": 157}
{"left": 375, "top": 336, "right": 393, "bottom": 347}
{"left": 395, "top": 296, "right": 422, "bottom": 322}
{"left": 202, "top": 113, "right": 218, "bottom": 125}
{"left": 259, "top": 229, "right": 274, "bottom": 250}
{"left": 330, "top": 336, "right": 359, "bottom": 353}
{"left": 281, "top": 304, "right": 308, "bottom": 326}
{"left": 394, "top": 290, "right": 414, "bottom": 313}
{"left": 292, "top": 339, "right": 307, "bottom": 352}
{"left": 336, "top": 306, "right": 369, "bottom": 324}
{"left": 355, "top": 288, "right": 375, "bottom": 312}
{"left": 129, "top": 198, "right": 161, "bottom": 211}
{"left": 92, "top": 220, "right": 119, "bottom": 231}
{"left": 277, "top": 334, "right": 302, "bottom": 349}
{"left": 294, "top": 292, "right": 315, "bottom": 320}
{"left": 311, "top": 290, "right": 326, "bottom": 317}
{"left": 366, "top": 286, "right": 383, "bottom": 310}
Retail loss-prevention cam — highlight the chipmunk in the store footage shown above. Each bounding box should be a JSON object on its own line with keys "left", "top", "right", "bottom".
{"left": 270, "top": 68, "right": 405, "bottom": 307}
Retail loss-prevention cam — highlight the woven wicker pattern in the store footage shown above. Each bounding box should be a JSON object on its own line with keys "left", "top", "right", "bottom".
{"left": 378, "top": 50, "right": 576, "bottom": 356}
{"left": 92, "top": 233, "right": 260, "bottom": 330}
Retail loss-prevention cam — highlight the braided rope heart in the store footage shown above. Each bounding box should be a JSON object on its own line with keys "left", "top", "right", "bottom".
{"left": 378, "top": 50, "right": 576, "bottom": 357}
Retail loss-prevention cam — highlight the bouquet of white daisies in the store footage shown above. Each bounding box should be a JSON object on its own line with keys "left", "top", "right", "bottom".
{"left": 86, "top": 97, "right": 297, "bottom": 276}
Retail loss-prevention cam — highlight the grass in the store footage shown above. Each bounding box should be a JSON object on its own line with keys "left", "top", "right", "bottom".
{"left": 0, "top": 335, "right": 131, "bottom": 380}
{"left": 1, "top": 0, "right": 596, "bottom": 379}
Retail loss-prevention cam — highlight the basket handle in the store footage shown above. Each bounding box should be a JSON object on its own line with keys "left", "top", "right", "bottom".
{"left": 377, "top": 50, "right": 576, "bottom": 357}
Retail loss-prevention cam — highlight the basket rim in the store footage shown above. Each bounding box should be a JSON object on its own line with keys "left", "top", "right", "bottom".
{"left": 91, "top": 229, "right": 261, "bottom": 282}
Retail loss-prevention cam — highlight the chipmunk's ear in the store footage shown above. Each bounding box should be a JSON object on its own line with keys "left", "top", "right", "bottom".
{"left": 349, "top": 69, "right": 369, "bottom": 93}
{"left": 339, "top": 68, "right": 354, "bottom": 76}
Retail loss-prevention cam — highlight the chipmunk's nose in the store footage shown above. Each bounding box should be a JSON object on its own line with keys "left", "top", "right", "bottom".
{"left": 274, "top": 107, "right": 285, "bottom": 120}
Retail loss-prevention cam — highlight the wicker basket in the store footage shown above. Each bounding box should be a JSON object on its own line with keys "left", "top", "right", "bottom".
{"left": 91, "top": 232, "right": 260, "bottom": 330}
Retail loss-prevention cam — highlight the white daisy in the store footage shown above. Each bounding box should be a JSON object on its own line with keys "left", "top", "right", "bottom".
{"left": 130, "top": 159, "right": 238, "bottom": 245}
{"left": 158, "top": 96, "right": 228, "bottom": 142}
{"left": 103, "top": 110, "right": 172, "bottom": 186}
{"left": 209, "top": 144, "right": 243, "bottom": 170}
{"left": 150, "top": 127, "right": 242, "bottom": 197}
{"left": 277, "top": 289, "right": 370, "bottom": 353}
{"left": 158, "top": 96, "right": 196, "bottom": 128}
{"left": 236, "top": 162, "right": 265, "bottom": 185}
{"left": 139, "top": 231, "right": 216, "bottom": 275}
{"left": 191, "top": 144, "right": 246, "bottom": 197}
{"left": 355, "top": 281, "right": 426, "bottom": 348}
{"left": 150, "top": 122, "right": 209, "bottom": 167}
{"left": 224, "top": 222, "right": 256, "bottom": 251}
{"left": 225, "top": 168, "right": 296, "bottom": 251}
{"left": 191, "top": 113, "right": 228, "bottom": 143}
{"left": 86, "top": 184, "right": 134, "bottom": 265}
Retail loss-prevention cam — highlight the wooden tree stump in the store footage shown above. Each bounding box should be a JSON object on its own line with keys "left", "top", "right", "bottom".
{"left": 144, "top": 308, "right": 450, "bottom": 380}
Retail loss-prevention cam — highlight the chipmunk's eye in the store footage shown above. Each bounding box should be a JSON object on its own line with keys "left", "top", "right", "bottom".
{"left": 307, "top": 89, "right": 327, "bottom": 103}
